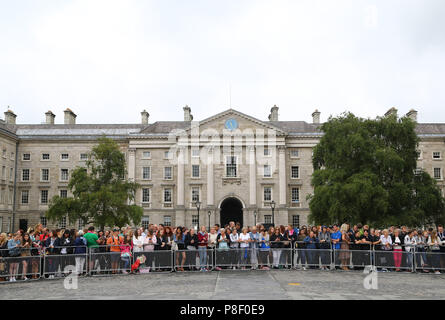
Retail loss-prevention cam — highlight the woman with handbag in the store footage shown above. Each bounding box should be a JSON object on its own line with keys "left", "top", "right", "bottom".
{"left": 20, "top": 233, "right": 33, "bottom": 280}
{"left": 7, "top": 233, "right": 22, "bottom": 282}
{"left": 173, "top": 228, "right": 186, "bottom": 271}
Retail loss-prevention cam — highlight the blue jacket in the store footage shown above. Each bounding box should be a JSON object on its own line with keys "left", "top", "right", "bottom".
{"left": 304, "top": 236, "right": 319, "bottom": 249}
{"left": 74, "top": 237, "right": 87, "bottom": 254}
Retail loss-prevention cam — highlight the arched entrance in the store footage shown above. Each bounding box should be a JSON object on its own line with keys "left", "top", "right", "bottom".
{"left": 220, "top": 197, "right": 244, "bottom": 228}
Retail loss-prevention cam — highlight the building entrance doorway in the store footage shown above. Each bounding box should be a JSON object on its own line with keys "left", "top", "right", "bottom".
{"left": 220, "top": 197, "right": 243, "bottom": 228}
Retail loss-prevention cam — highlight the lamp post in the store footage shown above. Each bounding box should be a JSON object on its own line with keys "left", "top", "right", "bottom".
{"left": 254, "top": 210, "right": 257, "bottom": 226}
{"left": 208, "top": 210, "right": 212, "bottom": 231}
{"left": 195, "top": 201, "right": 201, "bottom": 231}
{"left": 270, "top": 200, "right": 276, "bottom": 226}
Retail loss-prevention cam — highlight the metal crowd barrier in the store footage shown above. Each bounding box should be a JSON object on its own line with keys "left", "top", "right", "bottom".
{"left": 2, "top": 241, "right": 445, "bottom": 284}
{"left": 174, "top": 248, "right": 214, "bottom": 272}
{"left": 0, "top": 248, "right": 42, "bottom": 282}
{"left": 136, "top": 250, "right": 173, "bottom": 273}
{"left": 89, "top": 245, "right": 132, "bottom": 276}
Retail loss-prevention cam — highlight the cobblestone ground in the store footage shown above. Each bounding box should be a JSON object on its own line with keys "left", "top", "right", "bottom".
{"left": 1, "top": 270, "right": 444, "bottom": 300}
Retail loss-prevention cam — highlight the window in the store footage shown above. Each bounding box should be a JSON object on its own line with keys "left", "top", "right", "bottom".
{"left": 78, "top": 218, "right": 85, "bottom": 230}
{"left": 41, "top": 169, "right": 49, "bottom": 181}
{"left": 1, "top": 166, "right": 5, "bottom": 179}
{"left": 2, "top": 149, "right": 6, "bottom": 158}
{"left": 434, "top": 168, "right": 442, "bottom": 180}
{"left": 264, "top": 148, "right": 271, "bottom": 156}
{"left": 291, "top": 166, "right": 299, "bottom": 179}
{"left": 21, "top": 190, "right": 29, "bottom": 204}
{"left": 142, "top": 151, "right": 151, "bottom": 159}
{"left": 192, "top": 148, "right": 200, "bottom": 157}
{"left": 264, "top": 165, "right": 271, "bottom": 178}
{"left": 192, "top": 165, "right": 200, "bottom": 178}
{"left": 226, "top": 156, "right": 237, "bottom": 177}
{"left": 7, "top": 217, "right": 11, "bottom": 233}
{"left": 142, "top": 217, "right": 150, "bottom": 230}
{"left": 40, "top": 217, "right": 47, "bottom": 228}
{"left": 164, "top": 167, "right": 172, "bottom": 180}
{"left": 61, "top": 153, "right": 69, "bottom": 160}
{"left": 291, "top": 188, "right": 300, "bottom": 203}
{"left": 433, "top": 152, "right": 442, "bottom": 159}
{"left": 80, "top": 153, "right": 88, "bottom": 161}
{"left": 142, "top": 188, "right": 150, "bottom": 203}
{"left": 191, "top": 187, "right": 200, "bottom": 202}
{"left": 22, "top": 169, "right": 30, "bottom": 181}
{"left": 23, "top": 153, "right": 31, "bottom": 161}
{"left": 0, "top": 217, "right": 2, "bottom": 233}
{"left": 164, "top": 188, "right": 172, "bottom": 203}
{"left": 290, "top": 150, "right": 299, "bottom": 158}
{"left": 164, "top": 151, "right": 172, "bottom": 159}
{"left": 264, "top": 187, "right": 272, "bottom": 202}
{"left": 292, "top": 215, "right": 300, "bottom": 228}
{"left": 264, "top": 215, "right": 272, "bottom": 224}
{"left": 59, "top": 216, "right": 67, "bottom": 229}
{"left": 192, "top": 215, "right": 199, "bottom": 228}
{"left": 41, "top": 190, "right": 49, "bottom": 204}
{"left": 42, "top": 153, "right": 50, "bottom": 160}
{"left": 164, "top": 216, "right": 172, "bottom": 227}
{"left": 416, "top": 151, "right": 422, "bottom": 160}
{"left": 60, "top": 190, "right": 68, "bottom": 199}
{"left": 9, "top": 168, "right": 13, "bottom": 181}
{"left": 60, "top": 169, "right": 69, "bottom": 181}
{"left": 142, "top": 167, "right": 151, "bottom": 180}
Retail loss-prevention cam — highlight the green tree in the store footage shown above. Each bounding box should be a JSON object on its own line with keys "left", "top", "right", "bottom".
{"left": 308, "top": 112, "right": 445, "bottom": 227}
{"left": 46, "top": 137, "right": 143, "bottom": 229}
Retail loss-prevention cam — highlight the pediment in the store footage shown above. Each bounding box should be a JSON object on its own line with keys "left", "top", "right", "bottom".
{"left": 185, "top": 109, "right": 286, "bottom": 136}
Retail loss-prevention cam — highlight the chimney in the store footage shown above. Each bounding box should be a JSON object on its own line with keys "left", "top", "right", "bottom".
{"left": 268, "top": 105, "right": 279, "bottom": 121}
{"left": 183, "top": 105, "right": 193, "bottom": 122}
{"left": 141, "top": 110, "right": 149, "bottom": 125}
{"left": 384, "top": 107, "right": 398, "bottom": 118}
{"left": 4, "top": 109, "right": 17, "bottom": 124}
{"left": 406, "top": 109, "right": 418, "bottom": 122}
{"left": 312, "top": 109, "right": 321, "bottom": 124}
{"left": 64, "top": 108, "right": 77, "bottom": 125}
{"left": 45, "top": 111, "right": 56, "bottom": 124}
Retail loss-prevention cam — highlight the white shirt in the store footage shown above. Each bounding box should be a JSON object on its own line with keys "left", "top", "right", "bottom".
{"left": 133, "top": 235, "right": 144, "bottom": 252}
{"left": 380, "top": 235, "right": 392, "bottom": 250}
{"left": 230, "top": 233, "right": 239, "bottom": 248}
{"left": 239, "top": 233, "right": 250, "bottom": 248}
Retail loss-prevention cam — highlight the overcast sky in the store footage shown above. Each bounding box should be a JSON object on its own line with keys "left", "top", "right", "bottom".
{"left": 0, "top": 0, "right": 444, "bottom": 125}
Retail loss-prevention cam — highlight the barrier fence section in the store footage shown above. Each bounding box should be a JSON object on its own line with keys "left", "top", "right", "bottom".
{"left": 174, "top": 248, "right": 214, "bottom": 272}
{"left": 0, "top": 248, "right": 42, "bottom": 282}
{"left": 294, "top": 241, "right": 332, "bottom": 270}
{"left": 43, "top": 246, "right": 88, "bottom": 279}
{"left": 135, "top": 250, "right": 173, "bottom": 273}
{"left": 88, "top": 245, "right": 132, "bottom": 276}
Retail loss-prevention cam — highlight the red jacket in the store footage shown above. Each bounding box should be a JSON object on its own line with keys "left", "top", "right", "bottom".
{"left": 197, "top": 232, "right": 208, "bottom": 247}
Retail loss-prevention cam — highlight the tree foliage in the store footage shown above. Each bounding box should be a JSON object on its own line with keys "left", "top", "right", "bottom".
{"left": 308, "top": 112, "right": 445, "bottom": 227}
{"left": 46, "top": 137, "right": 143, "bottom": 229}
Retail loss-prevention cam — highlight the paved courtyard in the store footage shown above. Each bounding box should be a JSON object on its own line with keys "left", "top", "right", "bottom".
{"left": 1, "top": 270, "right": 444, "bottom": 300}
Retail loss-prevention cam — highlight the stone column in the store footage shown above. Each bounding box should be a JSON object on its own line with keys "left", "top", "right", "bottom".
{"left": 249, "top": 146, "right": 256, "bottom": 206}
{"left": 177, "top": 147, "right": 185, "bottom": 206}
{"left": 128, "top": 148, "right": 136, "bottom": 182}
{"left": 207, "top": 148, "right": 214, "bottom": 206}
{"left": 278, "top": 146, "right": 286, "bottom": 205}
{"left": 278, "top": 146, "right": 288, "bottom": 225}
{"left": 176, "top": 147, "right": 186, "bottom": 227}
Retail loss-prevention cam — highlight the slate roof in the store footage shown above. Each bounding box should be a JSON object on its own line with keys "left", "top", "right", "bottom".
{"left": 0, "top": 119, "right": 444, "bottom": 139}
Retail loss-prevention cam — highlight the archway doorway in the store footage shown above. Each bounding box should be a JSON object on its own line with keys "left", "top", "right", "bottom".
{"left": 220, "top": 197, "right": 243, "bottom": 228}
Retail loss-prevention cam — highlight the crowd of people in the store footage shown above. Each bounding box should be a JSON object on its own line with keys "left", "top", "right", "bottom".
{"left": 1, "top": 221, "right": 444, "bottom": 282}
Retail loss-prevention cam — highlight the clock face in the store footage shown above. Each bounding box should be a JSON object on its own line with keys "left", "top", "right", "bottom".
{"left": 225, "top": 119, "right": 239, "bottom": 131}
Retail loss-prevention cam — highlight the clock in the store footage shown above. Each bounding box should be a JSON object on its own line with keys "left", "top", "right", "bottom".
{"left": 225, "top": 119, "right": 239, "bottom": 131}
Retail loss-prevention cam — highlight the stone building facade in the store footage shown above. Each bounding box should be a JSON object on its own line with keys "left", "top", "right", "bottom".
{"left": 0, "top": 106, "right": 443, "bottom": 232}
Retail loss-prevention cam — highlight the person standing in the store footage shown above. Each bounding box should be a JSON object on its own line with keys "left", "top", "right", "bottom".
{"left": 106, "top": 228, "right": 123, "bottom": 274}
{"left": 391, "top": 229, "right": 404, "bottom": 272}
{"left": 318, "top": 226, "right": 331, "bottom": 270}
{"left": 229, "top": 228, "right": 240, "bottom": 269}
{"left": 84, "top": 226, "right": 100, "bottom": 275}
{"left": 239, "top": 228, "right": 251, "bottom": 269}
{"left": 197, "top": 226, "right": 209, "bottom": 271}
{"left": 249, "top": 226, "right": 260, "bottom": 269}
{"left": 428, "top": 230, "right": 443, "bottom": 274}
{"left": 73, "top": 230, "right": 87, "bottom": 275}
{"left": 185, "top": 228, "right": 198, "bottom": 271}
